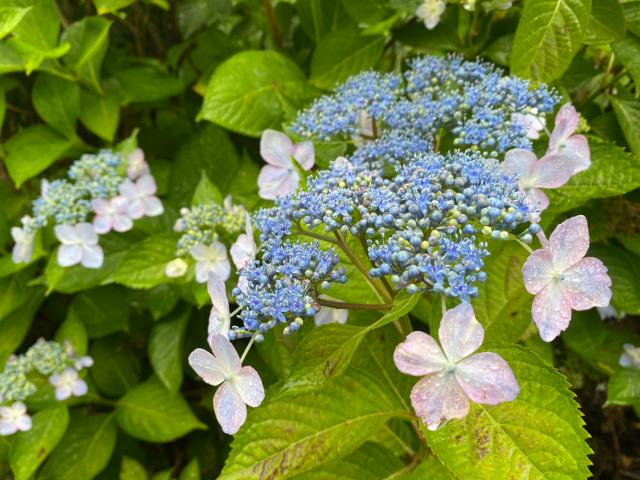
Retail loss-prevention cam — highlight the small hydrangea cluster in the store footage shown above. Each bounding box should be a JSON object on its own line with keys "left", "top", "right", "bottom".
{"left": 293, "top": 55, "right": 556, "bottom": 155}
{"left": 232, "top": 240, "right": 346, "bottom": 338}
{"left": 415, "top": 1, "right": 514, "bottom": 30}
{"left": 166, "top": 196, "right": 247, "bottom": 283}
{"left": 0, "top": 339, "right": 92, "bottom": 436}
{"left": 11, "top": 148, "right": 163, "bottom": 269}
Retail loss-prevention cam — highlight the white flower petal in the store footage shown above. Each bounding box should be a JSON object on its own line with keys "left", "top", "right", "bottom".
{"left": 81, "top": 244, "right": 104, "bottom": 269}
{"left": 532, "top": 282, "right": 573, "bottom": 342}
{"left": 233, "top": 366, "right": 265, "bottom": 408}
{"left": 55, "top": 224, "right": 78, "bottom": 244}
{"left": 258, "top": 165, "right": 298, "bottom": 200}
{"left": 260, "top": 130, "right": 294, "bottom": 168}
{"left": 455, "top": 352, "right": 519, "bottom": 405}
{"left": 293, "top": 141, "right": 315, "bottom": 170}
{"left": 410, "top": 371, "right": 469, "bottom": 431}
{"left": 58, "top": 244, "right": 83, "bottom": 267}
{"left": 438, "top": 303, "right": 483, "bottom": 363}
{"left": 208, "top": 335, "right": 241, "bottom": 374}
{"left": 393, "top": 331, "right": 448, "bottom": 377}
{"left": 549, "top": 215, "right": 589, "bottom": 271}
{"left": 213, "top": 381, "right": 246, "bottom": 435}
{"left": 188, "top": 348, "right": 225, "bottom": 386}
{"left": 522, "top": 249, "right": 554, "bottom": 294}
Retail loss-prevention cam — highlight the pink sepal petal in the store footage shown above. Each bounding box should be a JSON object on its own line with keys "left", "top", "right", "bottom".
{"left": 502, "top": 149, "right": 537, "bottom": 181}
{"left": 549, "top": 215, "right": 589, "bottom": 271}
{"left": 188, "top": 348, "right": 225, "bottom": 386}
{"left": 257, "top": 165, "right": 298, "bottom": 200}
{"left": 233, "top": 366, "right": 265, "bottom": 408}
{"left": 524, "top": 188, "right": 549, "bottom": 212}
{"left": 549, "top": 104, "right": 579, "bottom": 148}
{"left": 564, "top": 135, "right": 591, "bottom": 173}
{"left": 293, "top": 141, "right": 315, "bottom": 170}
{"left": 563, "top": 257, "right": 612, "bottom": 311}
{"left": 410, "top": 372, "right": 469, "bottom": 431}
{"left": 455, "top": 352, "right": 520, "bottom": 405}
{"left": 208, "top": 335, "right": 241, "bottom": 373}
{"left": 531, "top": 153, "right": 576, "bottom": 189}
{"left": 522, "top": 249, "right": 554, "bottom": 294}
{"left": 260, "top": 130, "right": 294, "bottom": 168}
{"left": 58, "top": 244, "right": 83, "bottom": 267}
{"left": 532, "top": 283, "right": 573, "bottom": 342}
{"left": 213, "top": 382, "right": 247, "bottom": 435}
{"left": 81, "top": 244, "right": 103, "bottom": 269}
{"left": 393, "top": 331, "right": 447, "bottom": 377}
{"left": 438, "top": 303, "right": 483, "bottom": 363}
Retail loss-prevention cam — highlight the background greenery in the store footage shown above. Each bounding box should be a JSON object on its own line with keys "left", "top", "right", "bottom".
{"left": 1, "top": 0, "right": 640, "bottom": 478}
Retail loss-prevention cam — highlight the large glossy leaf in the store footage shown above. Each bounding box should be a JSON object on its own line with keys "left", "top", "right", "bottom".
{"left": 32, "top": 73, "right": 81, "bottom": 138}
{"left": 149, "top": 305, "right": 191, "bottom": 393}
{"left": 79, "top": 88, "right": 120, "bottom": 141}
{"left": 0, "top": 6, "right": 31, "bottom": 39}
{"left": 199, "top": 50, "right": 316, "bottom": 137}
{"left": 68, "top": 286, "right": 130, "bottom": 338}
{"left": 607, "top": 368, "right": 640, "bottom": 409}
{"left": 511, "top": 0, "right": 591, "bottom": 81}
{"left": 611, "top": 95, "right": 640, "bottom": 158}
{"left": 113, "top": 233, "right": 178, "bottom": 289}
{"left": 584, "top": 0, "right": 626, "bottom": 44}
{"left": 90, "top": 335, "right": 141, "bottom": 397}
{"left": 589, "top": 245, "right": 640, "bottom": 315}
{"left": 298, "top": 0, "right": 351, "bottom": 42}
{"left": 0, "top": 292, "right": 43, "bottom": 365}
{"left": 425, "top": 345, "right": 591, "bottom": 479}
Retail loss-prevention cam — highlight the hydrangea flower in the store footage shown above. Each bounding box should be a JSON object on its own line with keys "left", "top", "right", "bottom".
{"left": 127, "top": 148, "right": 150, "bottom": 180}
{"left": 0, "top": 402, "right": 31, "bottom": 436}
{"left": 546, "top": 104, "right": 590, "bottom": 174}
{"left": 394, "top": 303, "right": 519, "bottom": 430}
{"left": 188, "top": 335, "right": 264, "bottom": 435}
{"left": 230, "top": 214, "right": 257, "bottom": 270}
{"left": 92, "top": 196, "right": 133, "bottom": 234}
{"left": 49, "top": 367, "right": 88, "bottom": 401}
{"left": 119, "top": 175, "right": 164, "bottom": 219}
{"left": 258, "top": 130, "right": 314, "bottom": 200}
{"left": 619, "top": 344, "right": 640, "bottom": 369}
{"left": 207, "top": 274, "right": 231, "bottom": 339}
{"left": 416, "top": 0, "right": 446, "bottom": 29}
{"left": 522, "top": 215, "right": 612, "bottom": 341}
{"left": 55, "top": 223, "right": 104, "bottom": 269}
{"left": 191, "top": 241, "right": 231, "bottom": 283}
{"left": 165, "top": 258, "right": 188, "bottom": 278}
{"left": 502, "top": 149, "right": 575, "bottom": 211}
{"left": 11, "top": 225, "right": 34, "bottom": 263}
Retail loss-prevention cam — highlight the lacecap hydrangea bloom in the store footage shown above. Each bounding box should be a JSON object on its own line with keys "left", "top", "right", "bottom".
{"left": 11, "top": 148, "right": 163, "bottom": 269}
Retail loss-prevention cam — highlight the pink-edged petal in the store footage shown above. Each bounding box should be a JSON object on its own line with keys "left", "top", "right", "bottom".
{"left": 563, "top": 257, "right": 612, "bottom": 311}
{"left": 112, "top": 214, "right": 133, "bottom": 232}
{"left": 455, "top": 352, "right": 519, "bottom": 405}
{"left": 93, "top": 216, "right": 112, "bottom": 234}
{"left": 91, "top": 198, "right": 111, "bottom": 215}
{"left": 230, "top": 234, "right": 255, "bottom": 270}
{"left": 293, "top": 141, "right": 315, "bottom": 170}
{"left": 213, "top": 382, "right": 246, "bottom": 435}
{"left": 209, "top": 335, "right": 241, "bottom": 373}
{"left": 393, "top": 331, "right": 448, "bottom": 376}
{"left": 207, "top": 274, "right": 230, "bottom": 338}
{"left": 549, "top": 215, "right": 589, "bottom": 271}
{"left": 137, "top": 175, "right": 157, "bottom": 195}
{"left": 258, "top": 165, "right": 298, "bottom": 200}
{"left": 524, "top": 188, "right": 550, "bottom": 211}
{"left": 530, "top": 153, "right": 576, "bottom": 189}
{"left": 564, "top": 135, "right": 590, "bottom": 173}
{"left": 410, "top": 371, "right": 470, "bottom": 431}
{"left": 127, "top": 200, "right": 145, "bottom": 220}
{"left": 502, "top": 149, "right": 537, "bottom": 184}
{"left": 188, "top": 348, "right": 225, "bottom": 385}
{"left": 119, "top": 180, "right": 137, "bottom": 198}
{"left": 439, "top": 303, "right": 483, "bottom": 363}
{"left": 58, "top": 244, "right": 83, "bottom": 267}
{"left": 81, "top": 244, "right": 104, "bottom": 269}
{"left": 54, "top": 224, "right": 77, "bottom": 244}
{"left": 143, "top": 196, "right": 164, "bottom": 216}
{"left": 233, "top": 366, "right": 265, "bottom": 408}
{"left": 522, "top": 249, "right": 554, "bottom": 294}
{"left": 549, "top": 104, "right": 579, "bottom": 149}
{"left": 532, "top": 282, "right": 573, "bottom": 342}
{"left": 260, "top": 130, "right": 294, "bottom": 167}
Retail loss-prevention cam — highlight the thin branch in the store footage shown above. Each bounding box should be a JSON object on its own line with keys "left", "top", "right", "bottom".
{"left": 261, "top": 0, "right": 282, "bottom": 49}
{"left": 317, "top": 298, "right": 393, "bottom": 311}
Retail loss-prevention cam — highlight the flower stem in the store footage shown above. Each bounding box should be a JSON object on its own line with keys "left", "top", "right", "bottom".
{"left": 440, "top": 293, "right": 447, "bottom": 314}
{"left": 240, "top": 334, "right": 256, "bottom": 364}
{"left": 514, "top": 237, "right": 533, "bottom": 254}
{"left": 317, "top": 298, "right": 392, "bottom": 311}
{"left": 295, "top": 226, "right": 338, "bottom": 245}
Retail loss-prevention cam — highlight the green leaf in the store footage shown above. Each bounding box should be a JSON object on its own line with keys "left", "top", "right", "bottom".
{"left": 404, "top": 456, "right": 453, "bottom": 479}
{"left": 611, "top": 95, "right": 640, "bottom": 158}
{"left": 68, "top": 286, "right": 130, "bottom": 337}
{"left": 116, "top": 376, "right": 206, "bottom": 442}
{"left": 40, "top": 411, "right": 117, "bottom": 480}
{"left": 90, "top": 335, "right": 141, "bottom": 397}
{"left": 546, "top": 136, "right": 640, "bottom": 213}
{"left": 79, "top": 88, "right": 120, "bottom": 141}
{"left": 623, "top": 1, "right": 640, "bottom": 37}
{"left": 298, "top": 0, "right": 351, "bottom": 42}
{"left": 32, "top": 73, "right": 81, "bottom": 138}
{"left": 149, "top": 305, "right": 190, "bottom": 393}
{"left": 612, "top": 37, "right": 640, "bottom": 88}
{"left": 92, "top": 0, "right": 136, "bottom": 14}
{"left": 199, "top": 50, "right": 316, "bottom": 137}
{"left": 9, "top": 405, "right": 69, "bottom": 480}
{"left": 472, "top": 242, "right": 532, "bottom": 343}
{"left": 4, "top": 125, "right": 75, "bottom": 187}
{"left": 0, "top": 6, "right": 31, "bottom": 39}
{"left": 0, "top": 291, "right": 43, "bottom": 365}
{"left": 178, "top": 458, "right": 200, "bottom": 480}
{"left": 368, "top": 291, "right": 419, "bottom": 330}
{"left": 590, "top": 245, "right": 640, "bottom": 315}
{"left": 112, "top": 66, "right": 184, "bottom": 104}
{"left": 62, "top": 16, "right": 112, "bottom": 92}
{"left": 120, "top": 457, "right": 148, "bottom": 480}
{"left": 607, "top": 368, "right": 640, "bottom": 408}
{"left": 0, "top": 270, "right": 33, "bottom": 322}
{"left": 192, "top": 171, "right": 223, "bottom": 205}
{"left": 113, "top": 233, "right": 178, "bottom": 289}
{"left": 55, "top": 311, "right": 89, "bottom": 356}
{"left": 310, "top": 30, "right": 384, "bottom": 90}
{"left": 170, "top": 124, "right": 239, "bottom": 206}
{"left": 425, "top": 345, "right": 591, "bottom": 480}
{"left": 0, "top": 42, "right": 23, "bottom": 74}
{"left": 511, "top": 0, "right": 591, "bottom": 82}
{"left": 584, "top": 0, "right": 626, "bottom": 44}
{"left": 177, "top": 0, "right": 231, "bottom": 38}
{"left": 219, "top": 329, "right": 412, "bottom": 479}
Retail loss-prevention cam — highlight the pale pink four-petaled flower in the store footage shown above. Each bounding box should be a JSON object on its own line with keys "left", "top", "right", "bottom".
{"left": 522, "top": 215, "right": 612, "bottom": 342}
{"left": 119, "top": 174, "right": 164, "bottom": 220}
{"left": 49, "top": 367, "right": 88, "bottom": 401}
{"left": 394, "top": 303, "right": 519, "bottom": 430}
{"left": 92, "top": 196, "right": 134, "bottom": 234}
{"left": 11, "top": 225, "right": 35, "bottom": 263}
{"left": 55, "top": 223, "right": 104, "bottom": 269}
{"left": 207, "top": 273, "right": 231, "bottom": 340}
{"left": 191, "top": 242, "right": 231, "bottom": 284}
{"left": 188, "top": 335, "right": 265, "bottom": 435}
{"left": 230, "top": 214, "right": 257, "bottom": 270}
{"left": 0, "top": 402, "right": 32, "bottom": 436}
{"left": 547, "top": 104, "right": 591, "bottom": 174}
{"left": 127, "top": 148, "right": 150, "bottom": 180}
{"left": 257, "top": 130, "right": 314, "bottom": 200}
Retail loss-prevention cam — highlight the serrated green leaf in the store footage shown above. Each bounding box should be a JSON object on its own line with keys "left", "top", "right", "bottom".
{"left": 425, "top": 345, "right": 591, "bottom": 480}
{"left": 0, "top": 6, "right": 31, "bottom": 39}
{"left": 611, "top": 95, "right": 640, "bottom": 158}
{"left": 120, "top": 457, "right": 148, "bottom": 480}
{"left": 589, "top": 245, "right": 640, "bottom": 315}
{"left": 192, "top": 172, "right": 222, "bottom": 205}
{"left": 199, "top": 50, "right": 316, "bottom": 137}
{"left": 404, "top": 456, "right": 453, "bottom": 479}
{"left": 546, "top": 136, "right": 640, "bottom": 213}
{"left": 90, "top": 335, "right": 141, "bottom": 397}
{"left": 68, "top": 286, "right": 130, "bottom": 337}
{"left": 4, "top": 125, "right": 75, "bottom": 187}
{"left": 149, "top": 305, "right": 190, "bottom": 393}
{"left": 607, "top": 368, "right": 640, "bottom": 408}
{"left": 584, "top": 0, "right": 626, "bottom": 44}
{"left": 32, "top": 73, "right": 81, "bottom": 138}
{"left": 310, "top": 30, "right": 384, "bottom": 89}
{"left": 511, "top": 0, "right": 591, "bottom": 81}
{"left": 116, "top": 376, "right": 206, "bottom": 442}
{"left": 40, "top": 411, "right": 117, "bottom": 480}
{"left": 9, "top": 405, "right": 69, "bottom": 480}
{"left": 113, "top": 233, "right": 178, "bottom": 289}
{"left": 79, "top": 87, "right": 120, "bottom": 141}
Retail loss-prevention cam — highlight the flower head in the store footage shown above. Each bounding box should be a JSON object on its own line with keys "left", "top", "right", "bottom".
{"left": 188, "top": 335, "right": 264, "bottom": 435}
{"left": 119, "top": 174, "right": 164, "bottom": 220}
{"left": 55, "top": 223, "right": 104, "bottom": 269}
{"left": 258, "top": 130, "right": 314, "bottom": 200}
{"left": 0, "top": 402, "right": 31, "bottom": 436}
{"left": 620, "top": 344, "right": 640, "bottom": 369}
{"left": 416, "top": 0, "right": 446, "bottom": 30}
{"left": 207, "top": 273, "right": 231, "bottom": 339}
{"left": 230, "top": 213, "right": 258, "bottom": 270}
{"left": 190, "top": 241, "right": 231, "bottom": 284}
{"left": 394, "top": 303, "right": 519, "bottom": 430}
{"left": 49, "top": 367, "right": 88, "bottom": 401}
{"left": 92, "top": 196, "right": 133, "bottom": 234}
{"left": 11, "top": 225, "right": 34, "bottom": 263}
{"left": 546, "top": 103, "right": 590, "bottom": 174}
{"left": 522, "top": 215, "right": 612, "bottom": 341}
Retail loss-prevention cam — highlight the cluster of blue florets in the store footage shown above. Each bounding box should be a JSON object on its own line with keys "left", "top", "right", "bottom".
{"left": 67, "top": 150, "right": 123, "bottom": 198}
{"left": 293, "top": 55, "right": 557, "bottom": 154}
{"left": 231, "top": 241, "right": 346, "bottom": 337}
